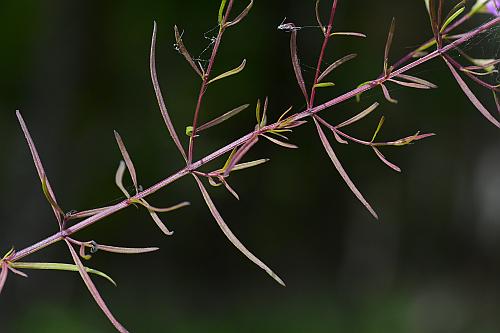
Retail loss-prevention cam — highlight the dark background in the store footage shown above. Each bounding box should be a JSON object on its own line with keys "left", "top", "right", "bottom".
{"left": 1, "top": 1, "right": 499, "bottom": 332}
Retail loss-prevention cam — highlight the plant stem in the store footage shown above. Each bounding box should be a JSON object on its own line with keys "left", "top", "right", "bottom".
{"left": 10, "top": 16, "right": 498, "bottom": 264}
{"left": 309, "top": 0, "right": 338, "bottom": 108}
{"left": 187, "top": 0, "right": 235, "bottom": 164}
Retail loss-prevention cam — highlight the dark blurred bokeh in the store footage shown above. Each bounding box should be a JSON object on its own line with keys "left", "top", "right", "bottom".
{"left": 1, "top": 1, "right": 499, "bottom": 332}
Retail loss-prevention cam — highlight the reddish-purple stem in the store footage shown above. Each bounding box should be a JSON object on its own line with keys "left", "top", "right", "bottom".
{"left": 10, "top": 16, "right": 499, "bottom": 264}
{"left": 309, "top": 0, "right": 338, "bottom": 108}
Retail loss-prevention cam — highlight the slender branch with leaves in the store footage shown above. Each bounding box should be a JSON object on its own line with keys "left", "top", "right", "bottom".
{"left": 1, "top": 0, "right": 499, "bottom": 331}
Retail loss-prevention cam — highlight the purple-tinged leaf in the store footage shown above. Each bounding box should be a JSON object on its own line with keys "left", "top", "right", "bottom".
{"left": 290, "top": 28, "right": 309, "bottom": 106}
{"left": 8, "top": 265, "right": 28, "bottom": 278}
{"left": 383, "top": 18, "right": 396, "bottom": 76}
{"left": 330, "top": 32, "right": 366, "bottom": 38}
{"left": 372, "top": 147, "right": 401, "bottom": 172}
{"left": 0, "top": 262, "right": 8, "bottom": 295}
{"left": 174, "top": 25, "right": 203, "bottom": 78}
{"left": 208, "top": 59, "right": 247, "bottom": 85}
{"left": 261, "top": 134, "right": 299, "bottom": 149}
{"left": 223, "top": 136, "right": 259, "bottom": 177}
{"left": 42, "top": 175, "right": 64, "bottom": 217}
{"left": 150, "top": 22, "right": 188, "bottom": 162}
{"left": 114, "top": 131, "right": 138, "bottom": 194}
{"left": 388, "top": 78, "right": 432, "bottom": 89}
{"left": 226, "top": 0, "right": 254, "bottom": 27}
{"left": 221, "top": 179, "right": 240, "bottom": 200}
{"left": 66, "top": 206, "right": 114, "bottom": 220}
{"left": 337, "top": 102, "right": 379, "bottom": 128}
{"left": 494, "top": 91, "right": 499, "bottom": 114}
{"left": 333, "top": 130, "right": 348, "bottom": 144}
{"left": 94, "top": 244, "right": 159, "bottom": 255}
{"left": 16, "top": 110, "right": 63, "bottom": 226}
{"left": 132, "top": 198, "right": 190, "bottom": 213}
{"left": 381, "top": 83, "right": 398, "bottom": 104}
{"left": 315, "top": 0, "right": 326, "bottom": 34}
{"left": 197, "top": 104, "right": 250, "bottom": 133}
{"left": 318, "top": 53, "right": 357, "bottom": 82}
{"left": 148, "top": 208, "right": 174, "bottom": 236}
{"left": 10, "top": 261, "right": 117, "bottom": 286}
{"left": 64, "top": 240, "right": 129, "bottom": 333}
{"left": 313, "top": 117, "right": 378, "bottom": 220}
{"left": 395, "top": 74, "right": 437, "bottom": 88}
{"left": 192, "top": 174, "right": 285, "bottom": 286}
{"left": 443, "top": 57, "right": 500, "bottom": 128}
{"left": 115, "top": 161, "right": 130, "bottom": 198}
{"left": 374, "top": 132, "right": 436, "bottom": 146}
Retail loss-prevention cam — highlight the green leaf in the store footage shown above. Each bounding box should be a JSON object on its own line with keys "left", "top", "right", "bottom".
{"left": 208, "top": 59, "right": 246, "bottom": 84}
{"left": 10, "top": 262, "right": 117, "bottom": 286}
{"left": 255, "top": 99, "right": 261, "bottom": 125}
{"left": 440, "top": 5, "right": 465, "bottom": 33}
{"left": 313, "top": 82, "right": 335, "bottom": 88}
{"left": 371, "top": 116, "right": 385, "bottom": 142}
{"left": 218, "top": 0, "right": 227, "bottom": 24}
{"left": 185, "top": 126, "right": 194, "bottom": 137}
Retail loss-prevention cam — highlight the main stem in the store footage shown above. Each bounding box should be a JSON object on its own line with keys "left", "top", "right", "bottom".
{"left": 10, "top": 16, "right": 499, "bottom": 263}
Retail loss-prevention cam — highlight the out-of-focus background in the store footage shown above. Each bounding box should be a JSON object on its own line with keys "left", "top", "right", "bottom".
{"left": 1, "top": 1, "right": 499, "bottom": 332}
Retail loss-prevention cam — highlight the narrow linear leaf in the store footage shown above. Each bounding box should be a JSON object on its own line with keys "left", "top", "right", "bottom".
{"left": 198, "top": 104, "right": 250, "bottom": 133}
{"left": 290, "top": 29, "right": 309, "bottom": 105}
{"left": 95, "top": 244, "right": 159, "bottom": 255}
{"left": 395, "top": 74, "right": 437, "bottom": 88}
{"left": 388, "top": 78, "right": 432, "bottom": 89}
{"left": 337, "top": 102, "right": 379, "bottom": 128}
{"left": 381, "top": 83, "right": 398, "bottom": 104}
{"left": 114, "top": 131, "right": 138, "bottom": 194}
{"left": 10, "top": 261, "right": 117, "bottom": 286}
{"left": 150, "top": 22, "right": 188, "bottom": 162}
{"left": 16, "top": 110, "right": 62, "bottom": 226}
{"left": 0, "top": 263, "right": 8, "bottom": 295}
{"left": 318, "top": 54, "right": 357, "bottom": 82}
{"left": 222, "top": 148, "right": 238, "bottom": 172}
{"left": 383, "top": 18, "right": 396, "bottom": 76}
{"left": 372, "top": 147, "right": 401, "bottom": 172}
{"left": 220, "top": 158, "right": 270, "bottom": 172}
{"left": 174, "top": 25, "right": 203, "bottom": 77}
{"left": 330, "top": 32, "right": 367, "bottom": 38}
{"left": 261, "top": 134, "right": 299, "bottom": 149}
{"left": 313, "top": 117, "right": 378, "bottom": 219}
{"left": 8, "top": 265, "right": 28, "bottom": 278}
{"left": 494, "top": 91, "right": 499, "bottom": 114}
{"left": 355, "top": 81, "right": 371, "bottom": 102}
{"left": 115, "top": 161, "right": 130, "bottom": 198}
{"left": 440, "top": 5, "right": 465, "bottom": 33}
{"left": 255, "top": 99, "right": 261, "bottom": 125}
{"left": 218, "top": 0, "right": 227, "bottom": 24}
{"left": 315, "top": 0, "right": 326, "bottom": 34}
{"left": 443, "top": 57, "right": 500, "bottom": 128}
{"left": 374, "top": 132, "right": 436, "bottom": 146}
{"left": 42, "top": 175, "right": 64, "bottom": 217}
{"left": 333, "top": 130, "right": 349, "bottom": 144}
{"left": 64, "top": 240, "right": 128, "bottom": 333}
{"left": 192, "top": 174, "right": 285, "bottom": 286}
{"left": 132, "top": 199, "right": 190, "bottom": 213}
{"left": 221, "top": 179, "right": 240, "bottom": 200}
{"left": 371, "top": 116, "right": 385, "bottom": 142}
{"left": 66, "top": 206, "right": 114, "bottom": 220}
{"left": 208, "top": 59, "right": 247, "bottom": 84}
{"left": 223, "top": 136, "right": 259, "bottom": 177}
{"left": 148, "top": 208, "right": 174, "bottom": 236}
{"left": 261, "top": 97, "right": 268, "bottom": 128}
{"left": 313, "top": 82, "right": 335, "bottom": 88}
{"left": 226, "top": 0, "right": 254, "bottom": 27}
